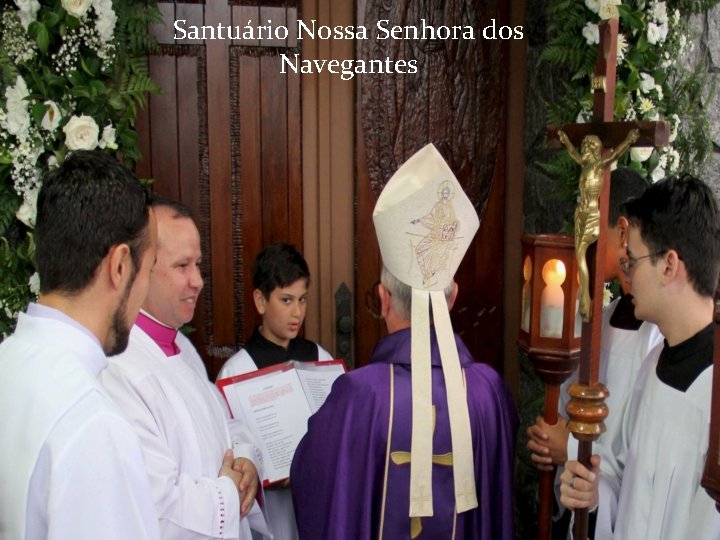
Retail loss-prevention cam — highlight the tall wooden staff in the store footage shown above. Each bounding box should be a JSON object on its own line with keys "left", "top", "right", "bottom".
{"left": 701, "top": 280, "right": 720, "bottom": 511}
{"left": 545, "top": 19, "right": 669, "bottom": 539}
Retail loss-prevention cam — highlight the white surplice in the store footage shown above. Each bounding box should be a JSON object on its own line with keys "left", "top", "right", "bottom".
{"left": 556, "top": 297, "right": 662, "bottom": 526}
{"left": 597, "top": 345, "right": 720, "bottom": 539}
{"left": 217, "top": 343, "right": 332, "bottom": 540}
{"left": 0, "top": 307, "right": 160, "bottom": 540}
{"left": 101, "top": 325, "right": 271, "bottom": 540}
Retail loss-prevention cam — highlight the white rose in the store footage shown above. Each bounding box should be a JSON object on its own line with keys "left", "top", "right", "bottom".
{"left": 584, "top": 0, "right": 600, "bottom": 14}
{"left": 647, "top": 22, "right": 661, "bottom": 45}
{"left": 14, "top": 0, "right": 40, "bottom": 30}
{"left": 639, "top": 73, "right": 655, "bottom": 94}
{"left": 98, "top": 124, "right": 118, "bottom": 150}
{"left": 16, "top": 186, "right": 39, "bottom": 228}
{"left": 41, "top": 100, "right": 61, "bottom": 132}
{"left": 582, "top": 22, "right": 600, "bottom": 45}
{"left": 667, "top": 148, "right": 680, "bottom": 173}
{"left": 630, "top": 147, "right": 653, "bottom": 163}
{"left": 63, "top": 115, "right": 99, "bottom": 150}
{"left": 28, "top": 272, "right": 41, "bottom": 295}
{"left": 657, "top": 22, "right": 668, "bottom": 43}
{"left": 61, "top": 0, "right": 92, "bottom": 18}
{"left": 598, "top": 0, "right": 620, "bottom": 20}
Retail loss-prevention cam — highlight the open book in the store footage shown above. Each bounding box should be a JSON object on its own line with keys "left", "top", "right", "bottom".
{"left": 217, "top": 359, "right": 347, "bottom": 486}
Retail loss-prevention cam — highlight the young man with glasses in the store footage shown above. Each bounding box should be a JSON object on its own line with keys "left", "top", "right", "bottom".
{"left": 527, "top": 168, "right": 662, "bottom": 537}
{"left": 560, "top": 174, "right": 720, "bottom": 539}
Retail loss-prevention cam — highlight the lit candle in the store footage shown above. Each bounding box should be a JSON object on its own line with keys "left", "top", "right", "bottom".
{"left": 540, "top": 259, "right": 566, "bottom": 338}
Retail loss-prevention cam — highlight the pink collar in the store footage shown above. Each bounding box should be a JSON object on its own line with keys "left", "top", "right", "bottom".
{"left": 136, "top": 312, "right": 180, "bottom": 357}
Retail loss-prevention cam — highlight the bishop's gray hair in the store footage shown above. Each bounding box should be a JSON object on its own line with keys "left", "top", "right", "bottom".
{"left": 380, "top": 265, "right": 454, "bottom": 321}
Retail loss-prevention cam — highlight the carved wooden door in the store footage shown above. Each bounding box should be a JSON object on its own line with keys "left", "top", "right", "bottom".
{"left": 136, "top": 0, "right": 302, "bottom": 379}
{"left": 355, "top": 0, "right": 509, "bottom": 371}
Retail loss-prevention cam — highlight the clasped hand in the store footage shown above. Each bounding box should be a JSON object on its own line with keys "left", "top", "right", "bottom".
{"left": 219, "top": 449, "right": 259, "bottom": 518}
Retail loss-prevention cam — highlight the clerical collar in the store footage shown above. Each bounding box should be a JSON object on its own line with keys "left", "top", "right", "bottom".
{"left": 136, "top": 311, "right": 180, "bottom": 357}
{"left": 656, "top": 323, "right": 714, "bottom": 392}
{"left": 609, "top": 293, "right": 643, "bottom": 331}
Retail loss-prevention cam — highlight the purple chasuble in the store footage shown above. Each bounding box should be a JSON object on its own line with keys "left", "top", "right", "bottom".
{"left": 290, "top": 328, "right": 518, "bottom": 539}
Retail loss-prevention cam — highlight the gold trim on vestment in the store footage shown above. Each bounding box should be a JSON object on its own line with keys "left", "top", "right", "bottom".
{"left": 378, "top": 363, "right": 394, "bottom": 540}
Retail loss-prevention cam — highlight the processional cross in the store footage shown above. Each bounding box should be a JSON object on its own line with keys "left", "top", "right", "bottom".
{"left": 541, "top": 18, "right": 669, "bottom": 540}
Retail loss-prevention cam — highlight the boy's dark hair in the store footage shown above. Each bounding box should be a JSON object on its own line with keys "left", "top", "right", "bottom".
{"left": 608, "top": 167, "right": 650, "bottom": 225}
{"left": 253, "top": 243, "right": 310, "bottom": 298}
{"left": 622, "top": 174, "right": 720, "bottom": 298}
{"left": 36, "top": 150, "right": 151, "bottom": 294}
{"left": 149, "top": 194, "right": 193, "bottom": 219}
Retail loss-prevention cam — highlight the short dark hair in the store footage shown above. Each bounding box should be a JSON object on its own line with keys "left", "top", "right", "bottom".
{"left": 36, "top": 150, "right": 151, "bottom": 294}
{"left": 623, "top": 174, "right": 720, "bottom": 298}
{"left": 608, "top": 167, "right": 650, "bottom": 225}
{"left": 149, "top": 194, "right": 193, "bottom": 219}
{"left": 253, "top": 242, "right": 310, "bottom": 298}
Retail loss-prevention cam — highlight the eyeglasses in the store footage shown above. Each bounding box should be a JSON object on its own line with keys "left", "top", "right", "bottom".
{"left": 619, "top": 252, "right": 664, "bottom": 275}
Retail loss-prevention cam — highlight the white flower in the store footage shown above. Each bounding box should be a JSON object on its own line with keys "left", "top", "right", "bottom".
{"left": 647, "top": 22, "right": 661, "bottom": 45}
{"left": 3, "top": 76, "right": 31, "bottom": 137}
{"left": 576, "top": 108, "right": 592, "bottom": 124}
{"left": 630, "top": 147, "right": 653, "bottom": 162}
{"left": 652, "top": 1, "right": 668, "bottom": 24}
{"left": 98, "top": 124, "right": 118, "bottom": 150}
{"left": 616, "top": 33, "right": 628, "bottom": 62}
{"left": 638, "top": 97, "right": 655, "bottom": 114}
{"left": 603, "top": 283, "right": 613, "bottom": 308}
{"left": 40, "top": 100, "right": 62, "bottom": 132}
{"left": 672, "top": 9, "right": 680, "bottom": 24}
{"left": 63, "top": 115, "right": 100, "bottom": 150}
{"left": 14, "top": 0, "right": 40, "bottom": 30}
{"left": 16, "top": 186, "right": 39, "bottom": 228}
{"left": 582, "top": 22, "right": 600, "bottom": 45}
{"left": 585, "top": 0, "right": 600, "bottom": 14}
{"left": 61, "top": 0, "right": 92, "bottom": 18}
{"left": 93, "top": 0, "right": 117, "bottom": 42}
{"left": 669, "top": 113, "right": 680, "bottom": 143}
{"left": 598, "top": 0, "right": 621, "bottom": 20}
{"left": 28, "top": 272, "right": 40, "bottom": 295}
{"left": 657, "top": 22, "right": 668, "bottom": 42}
{"left": 667, "top": 148, "right": 680, "bottom": 173}
{"left": 651, "top": 165, "right": 665, "bottom": 183}
{"left": 639, "top": 73, "right": 655, "bottom": 94}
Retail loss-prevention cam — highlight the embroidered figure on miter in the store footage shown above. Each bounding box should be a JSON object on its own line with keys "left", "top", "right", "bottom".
{"left": 410, "top": 180, "right": 461, "bottom": 286}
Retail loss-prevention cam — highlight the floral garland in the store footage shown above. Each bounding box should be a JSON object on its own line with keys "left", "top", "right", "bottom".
{"left": 539, "top": 0, "right": 717, "bottom": 195}
{"left": 0, "top": 0, "right": 160, "bottom": 336}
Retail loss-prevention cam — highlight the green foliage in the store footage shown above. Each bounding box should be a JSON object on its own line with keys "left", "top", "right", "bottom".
{"left": 537, "top": 0, "right": 720, "bottom": 216}
{"left": 0, "top": 0, "right": 161, "bottom": 336}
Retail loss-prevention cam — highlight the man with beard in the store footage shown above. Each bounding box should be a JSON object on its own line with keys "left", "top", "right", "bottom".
{"left": 0, "top": 150, "right": 160, "bottom": 539}
{"left": 101, "top": 197, "right": 270, "bottom": 540}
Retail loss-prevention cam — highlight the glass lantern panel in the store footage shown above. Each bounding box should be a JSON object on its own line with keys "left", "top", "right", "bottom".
{"left": 540, "top": 258, "right": 565, "bottom": 338}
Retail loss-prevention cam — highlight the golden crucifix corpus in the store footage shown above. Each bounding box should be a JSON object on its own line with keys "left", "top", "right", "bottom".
{"left": 544, "top": 18, "right": 669, "bottom": 540}
{"left": 557, "top": 128, "right": 638, "bottom": 322}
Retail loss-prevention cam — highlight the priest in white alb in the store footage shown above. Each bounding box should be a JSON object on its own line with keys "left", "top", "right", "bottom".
{"left": 101, "top": 196, "right": 270, "bottom": 540}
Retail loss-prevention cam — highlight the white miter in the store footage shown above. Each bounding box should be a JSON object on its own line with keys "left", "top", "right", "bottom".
{"left": 373, "top": 143, "right": 479, "bottom": 291}
{"left": 372, "top": 143, "right": 480, "bottom": 518}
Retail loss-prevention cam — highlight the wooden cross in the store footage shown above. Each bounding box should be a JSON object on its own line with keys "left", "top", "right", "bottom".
{"left": 541, "top": 18, "right": 670, "bottom": 540}
{"left": 390, "top": 406, "right": 453, "bottom": 539}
